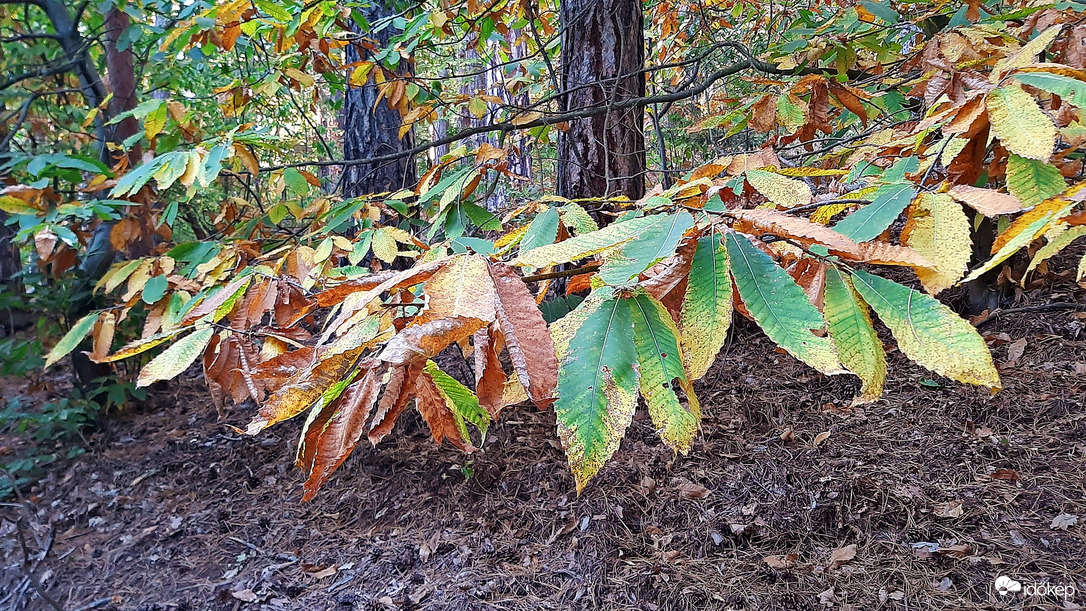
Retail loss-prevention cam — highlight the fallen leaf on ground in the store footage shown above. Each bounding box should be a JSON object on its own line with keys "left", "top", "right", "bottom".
{"left": 828, "top": 543, "right": 857, "bottom": 568}
{"left": 765, "top": 553, "right": 798, "bottom": 569}
{"left": 231, "top": 589, "right": 259, "bottom": 603}
{"left": 933, "top": 500, "right": 964, "bottom": 518}
{"left": 676, "top": 482, "right": 710, "bottom": 499}
{"left": 1051, "top": 513, "right": 1078, "bottom": 530}
{"left": 1005, "top": 338, "right": 1027, "bottom": 366}
{"left": 813, "top": 430, "right": 831, "bottom": 447}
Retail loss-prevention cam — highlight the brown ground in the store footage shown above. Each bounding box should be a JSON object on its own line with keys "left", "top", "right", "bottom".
{"left": 2, "top": 266, "right": 1085, "bottom": 611}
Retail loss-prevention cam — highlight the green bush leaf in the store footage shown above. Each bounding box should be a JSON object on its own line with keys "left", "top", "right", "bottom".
{"left": 598, "top": 212, "right": 694, "bottom": 284}
{"left": 725, "top": 232, "right": 843, "bottom": 375}
{"left": 679, "top": 233, "right": 732, "bottom": 380}
{"left": 824, "top": 267, "right": 886, "bottom": 404}
{"left": 44, "top": 312, "right": 100, "bottom": 368}
{"left": 629, "top": 292, "right": 698, "bottom": 453}
{"left": 850, "top": 270, "right": 1000, "bottom": 389}
{"left": 553, "top": 295, "right": 639, "bottom": 492}
{"left": 136, "top": 327, "right": 216, "bottom": 388}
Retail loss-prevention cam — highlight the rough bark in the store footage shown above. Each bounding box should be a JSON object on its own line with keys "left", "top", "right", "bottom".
{"left": 341, "top": 3, "right": 416, "bottom": 197}
{"left": 557, "top": 0, "right": 646, "bottom": 200}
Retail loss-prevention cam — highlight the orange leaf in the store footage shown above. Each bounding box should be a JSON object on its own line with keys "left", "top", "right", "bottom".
{"left": 488, "top": 263, "right": 558, "bottom": 407}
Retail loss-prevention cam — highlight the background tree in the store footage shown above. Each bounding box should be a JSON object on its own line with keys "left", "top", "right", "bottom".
{"left": 557, "top": 0, "right": 645, "bottom": 200}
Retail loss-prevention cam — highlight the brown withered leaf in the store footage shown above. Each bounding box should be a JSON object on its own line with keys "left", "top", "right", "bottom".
{"left": 828, "top": 543, "right": 857, "bottom": 568}
{"left": 299, "top": 365, "right": 384, "bottom": 500}
{"left": 933, "top": 500, "right": 964, "bottom": 518}
{"left": 321, "top": 256, "right": 453, "bottom": 344}
{"left": 749, "top": 94, "right": 778, "bottom": 133}
{"left": 828, "top": 80, "right": 868, "bottom": 126}
{"left": 732, "top": 209, "right": 860, "bottom": 256}
{"left": 420, "top": 254, "right": 496, "bottom": 323}
{"left": 204, "top": 333, "right": 264, "bottom": 406}
{"left": 788, "top": 259, "right": 827, "bottom": 311}
{"left": 473, "top": 327, "right": 507, "bottom": 416}
{"left": 89, "top": 311, "right": 117, "bottom": 363}
{"left": 990, "top": 468, "right": 1021, "bottom": 481}
{"left": 246, "top": 346, "right": 365, "bottom": 434}
{"left": 254, "top": 346, "right": 317, "bottom": 387}
{"left": 677, "top": 482, "right": 711, "bottom": 499}
{"left": 378, "top": 317, "right": 488, "bottom": 365}
{"left": 368, "top": 363, "right": 422, "bottom": 445}
{"left": 488, "top": 263, "right": 558, "bottom": 407}
{"left": 765, "top": 554, "right": 798, "bottom": 569}
{"left": 414, "top": 369, "right": 471, "bottom": 450}
{"left": 947, "top": 185, "right": 1024, "bottom": 216}
{"left": 313, "top": 273, "right": 398, "bottom": 307}
{"left": 838, "top": 242, "right": 934, "bottom": 269}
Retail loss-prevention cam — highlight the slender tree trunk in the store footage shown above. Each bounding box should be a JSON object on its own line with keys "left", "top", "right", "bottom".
{"left": 341, "top": 2, "right": 416, "bottom": 197}
{"left": 557, "top": 0, "right": 645, "bottom": 200}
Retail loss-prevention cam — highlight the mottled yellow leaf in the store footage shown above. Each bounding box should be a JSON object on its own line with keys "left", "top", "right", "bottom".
{"left": 986, "top": 84, "right": 1056, "bottom": 160}
{"left": 901, "top": 194, "right": 971, "bottom": 295}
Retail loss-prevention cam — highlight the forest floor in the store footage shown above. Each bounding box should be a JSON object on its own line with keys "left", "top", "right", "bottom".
{"left": 2, "top": 260, "right": 1085, "bottom": 611}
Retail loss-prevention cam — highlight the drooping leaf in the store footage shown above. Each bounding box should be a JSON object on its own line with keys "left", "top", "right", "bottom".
{"left": 832, "top": 183, "right": 914, "bottom": 242}
{"left": 422, "top": 360, "right": 490, "bottom": 444}
{"left": 629, "top": 292, "right": 698, "bottom": 453}
{"left": 553, "top": 296, "right": 640, "bottom": 492}
{"left": 679, "top": 233, "right": 732, "bottom": 380}
{"left": 513, "top": 214, "right": 663, "bottom": 268}
{"left": 44, "top": 312, "right": 100, "bottom": 368}
{"left": 850, "top": 270, "right": 1000, "bottom": 389}
{"left": 965, "top": 196, "right": 1075, "bottom": 281}
{"left": 726, "top": 233, "right": 843, "bottom": 375}
{"left": 136, "top": 327, "right": 216, "bottom": 388}
{"left": 297, "top": 365, "right": 383, "bottom": 500}
{"left": 598, "top": 212, "right": 694, "bottom": 285}
{"left": 247, "top": 346, "right": 366, "bottom": 434}
{"left": 1005, "top": 154, "right": 1065, "bottom": 208}
{"left": 1025, "top": 225, "right": 1086, "bottom": 275}
{"left": 901, "top": 193, "right": 972, "bottom": 294}
{"left": 378, "top": 317, "right": 488, "bottom": 365}
{"left": 488, "top": 263, "right": 558, "bottom": 406}
{"left": 824, "top": 267, "right": 886, "bottom": 404}
{"left": 986, "top": 84, "right": 1056, "bottom": 160}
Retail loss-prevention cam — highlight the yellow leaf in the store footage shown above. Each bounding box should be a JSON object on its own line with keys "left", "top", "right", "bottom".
{"left": 371, "top": 228, "right": 399, "bottom": 263}
{"left": 420, "top": 254, "right": 496, "bottom": 323}
{"left": 136, "top": 327, "right": 216, "bottom": 387}
{"left": 745, "top": 169, "right": 812, "bottom": 207}
{"left": 992, "top": 25, "right": 1063, "bottom": 82}
{"left": 282, "top": 67, "right": 316, "bottom": 88}
{"left": 986, "top": 84, "right": 1056, "bottom": 160}
{"left": 901, "top": 193, "right": 972, "bottom": 295}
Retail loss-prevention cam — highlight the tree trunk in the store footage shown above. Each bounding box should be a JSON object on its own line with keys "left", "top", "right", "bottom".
{"left": 341, "top": 3, "right": 416, "bottom": 197}
{"left": 557, "top": 0, "right": 645, "bottom": 200}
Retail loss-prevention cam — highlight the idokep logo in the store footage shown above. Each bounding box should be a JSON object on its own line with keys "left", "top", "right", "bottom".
{"left": 995, "top": 575, "right": 1077, "bottom": 599}
{"left": 996, "top": 576, "right": 1022, "bottom": 596}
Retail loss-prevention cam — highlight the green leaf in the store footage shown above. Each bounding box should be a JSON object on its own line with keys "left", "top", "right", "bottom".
{"left": 1013, "top": 72, "right": 1086, "bottom": 109}
{"left": 824, "top": 267, "right": 887, "bottom": 404}
{"left": 423, "top": 360, "right": 490, "bottom": 444}
{"left": 1005, "top": 154, "right": 1065, "bottom": 208}
{"left": 558, "top": 204, "right": 599, "bottom": 234}
{"left": 629, "top": 292, "right": 698, "bottom": 453}
{"left": 679, "top": 233, "right": 732, "bottom": 380}
{"left": 725, "top": 233, "right": 843, "bottom": 375}
{"left": 141, "top": 275, "right": 168, "bottom": 305}
{"left": 850, "top": 270, "right": 999, "bottom": 389}
{"left": 136, "top": 327, "right": 216, "bottom": 388}
{"left": 553, "top": 296, "right": 640, "bottom": 492}
{"left": 514, "top": 214, "right": 663, "bottom": 268}
{"left": 44, "top": 312, "right": 100, "bottom": 368}
{"left": 520, "top": 206, "right": 560, "bottom": 252}
{"left": 283, "top": 168, "right": 309, "bottom": 196}
{"left": 831, "top": 183, "right": 914, "bottom": 242}
{"left": 598, "top": 212, "right": 694, "bottom": 284}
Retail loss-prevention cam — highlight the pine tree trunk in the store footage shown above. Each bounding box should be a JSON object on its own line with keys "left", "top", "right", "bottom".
{"left": 557, "top": 0, "right": 645, "bottom": 200}
{"left": 341, "top": 3, "right": 416, "bottom": 197}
